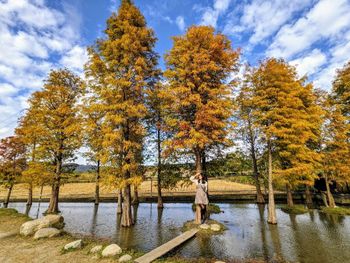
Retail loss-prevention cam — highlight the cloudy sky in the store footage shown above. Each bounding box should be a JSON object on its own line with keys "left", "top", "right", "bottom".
{"left": 1, "top": 0, "right": 350, "bottom": 144}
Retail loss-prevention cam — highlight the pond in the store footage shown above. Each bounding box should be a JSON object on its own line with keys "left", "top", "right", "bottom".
{"left": 9, "top": 202, "right": 350, "bottom": 263}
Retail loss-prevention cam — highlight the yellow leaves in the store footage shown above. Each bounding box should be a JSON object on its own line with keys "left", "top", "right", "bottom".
{"left": 163, "top": 25, "right": 239, "bottom": 155}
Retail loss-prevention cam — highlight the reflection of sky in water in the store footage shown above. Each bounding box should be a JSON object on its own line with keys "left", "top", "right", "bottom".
{"left": 9, "top": 202, "right": 350, "bottom": 263}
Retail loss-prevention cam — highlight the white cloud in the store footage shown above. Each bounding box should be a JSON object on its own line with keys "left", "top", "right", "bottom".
{"left": 267, "top": 0, "right": 350, "bottom": 59}
{"left": 224, "top": 0, "right": 312, "bottom": 45}
{"left": 60, "top": 45, "right": 88, "bottom": 73}
{"left": 313, "top": 32, "right": 350, "bottom": 89}
{"left": 199, "top": 0, "right": 231, "bottom": 28}
{"left": 176, "top": 16, "right": 185, "bottom": 31}
{"left": 290, "top": 49, "right": 327, "bottom": 77}
{"left": 0, "top": 0, "right": 85, "bottom": 139}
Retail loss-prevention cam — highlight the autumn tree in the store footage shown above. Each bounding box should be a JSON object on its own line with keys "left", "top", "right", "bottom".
{"left": 26, "top": 69, "right": 83, "bottom": 214}
{"left": 237, "top": 67, "right": 265, "bottom": 203}
{"left": 0, "top": 136, "right": 26, "bottom": 208}
{"left": 322, "top": 62, "right": 350, "bottom": 207}
{"left": 15, "top": 100, "right": 48, "bottom": 207}
{"left": 85, "top": 0, "right": 159, "bottom": 226}
{"left": 250, "top": 58, "right": 323, "bottom": 222}
{"left": 163, "top": 25, "right": 239, "bottom": 181}
{"left": 81, "top": 86, "right": 105, "bottom": 206}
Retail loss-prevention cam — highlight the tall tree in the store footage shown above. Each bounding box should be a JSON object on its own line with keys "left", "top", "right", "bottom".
{"left": 237, "top": 68, "right": 265, "bottom": 203}
{"left": 322, "top": 62, "right": 350, "bottom": 207}
{"left": 163, "top": 25, "right": 239, "bottom": 179}
{"left": 27, "top": 69, "right": 83, "bottom": 214}
{"left": 249, "top": 58, "right": 322, "bottom": 223}
{"left": 0, "top": 136, "right": 26, "bottom": 208}
{"left": 81, "top": 87, "right": 105, "bottom": 206}
{"left": 85, "top": 0, "right": 159, "bottom": 226}
{"left": 146, "top": 81, "right": 166, "bottom": 208}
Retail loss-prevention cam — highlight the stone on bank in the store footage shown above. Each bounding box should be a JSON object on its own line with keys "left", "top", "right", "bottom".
{"left": 20, "top": 215, "right": 64, "bottom": 236}
{"left": 102, "top": 244, "right": 122, "bottom": 257}
{"left": 118, "top": 254, "right": 132, "bottom": 262}
{"left": 64, "top": 239, "right": 83, "bottom": 250}
{"left": 33, "top": 228, "right": 61, "bottom": 240}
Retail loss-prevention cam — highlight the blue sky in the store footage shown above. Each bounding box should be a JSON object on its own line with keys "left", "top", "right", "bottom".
{"left": 1, "top": 0, "right": 350, "bottom": 144}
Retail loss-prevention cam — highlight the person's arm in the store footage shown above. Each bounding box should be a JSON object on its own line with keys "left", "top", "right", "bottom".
{"left": 190, "top": 176, "right": 198, "bottom": 185}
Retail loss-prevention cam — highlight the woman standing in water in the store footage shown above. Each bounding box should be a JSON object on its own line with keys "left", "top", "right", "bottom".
{"left": 190, "top": 173, "right": 209, "bottom": 224}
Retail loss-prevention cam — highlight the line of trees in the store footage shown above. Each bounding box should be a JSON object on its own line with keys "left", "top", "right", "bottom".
{"left": 1, "top": 0, "right": 349, "bottom": 226}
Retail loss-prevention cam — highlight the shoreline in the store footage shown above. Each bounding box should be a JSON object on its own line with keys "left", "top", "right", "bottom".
{"left": 4, "top": 192, "right": 350, "bottom": 205}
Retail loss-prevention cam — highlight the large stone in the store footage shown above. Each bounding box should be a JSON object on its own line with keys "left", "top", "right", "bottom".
{"left": 215, "top": 261, "right": 226, "bottom": 263}
{"left": 20, "top": 215, "right": 64, "bottom": 236}
{"left": 64, "top": 240, "right": 83, "bottom": 250}
{"left": 119, "top": 254, "right": 132, "bottom": 262}
{"left": 33, "top": 228, "right": 61, "bottom": 240}
{"left": 102, "top": 244, "right": 122, "bottom": 257}
{"left": 90, "top": 245, "right": 103, "bottom": 253}
{"left": 210, "top": 224, "right": 221, "bottom": 231}
{"left": 199, "top": 224, "right": 210, "bottom": 230}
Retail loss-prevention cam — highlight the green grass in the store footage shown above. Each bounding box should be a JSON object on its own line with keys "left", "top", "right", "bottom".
{"left": 321, "top": 206, "right": 350, "bottom": 216}
{"left": 182, "top": 219, "right": 227, "bottom": 236}
{"left": 280, "top": 205, "right": 309, "bottom": 215}
{"left": 191, "top": 203, "right": 222, "bottom": 214}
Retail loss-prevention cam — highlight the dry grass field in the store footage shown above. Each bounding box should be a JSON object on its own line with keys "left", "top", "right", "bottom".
{"left": 0, "top": 179, "right": 256, "bottom": 200}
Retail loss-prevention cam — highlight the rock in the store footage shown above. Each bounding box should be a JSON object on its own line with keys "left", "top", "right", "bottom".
{"left": 20, "top": 215, "right": 64, "bottom": 236}
{"left": 118, "top": 254, "right": 132, "bottom": 262}
{"left": 102, "top": 244, "right": 122, "bottom": 257}
{"left": 90, "top": 245, "right": 103, "bottom": 254}
{"left": 33, "top": 228, "right": 61, "bottom": 240}
{"left": 210, "top": 224, "right": 221, "bottom": 231}
{"left": 215, "top": 261, "right": 226, "bottom": 263}
{"left": 64, "top": 240, "right": 83, "bottom": 250}
{"left": 199, "top": 224, "right": 210, "bottom": 230}
{"left": 43, "top": 214, "right": 64, "bottom": 229}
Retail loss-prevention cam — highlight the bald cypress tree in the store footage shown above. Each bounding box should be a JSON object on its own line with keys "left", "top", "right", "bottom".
{"left": 163, "top": 26, "right": 239, "bottom": 178}
{"left": 322, "top": 62, "right": 350, "bottom": 207}
{"left": 85, "top": 0, "right": 159, "bottom": 226}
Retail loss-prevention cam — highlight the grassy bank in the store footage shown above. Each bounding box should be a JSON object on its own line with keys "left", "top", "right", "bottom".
{"left": 0, "top": 179, "right": 256, "bottom": 201}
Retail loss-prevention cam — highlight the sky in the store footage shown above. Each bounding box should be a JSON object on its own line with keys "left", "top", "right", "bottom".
{"left": 0, "top": 0, "right": 350, "bottom": 162}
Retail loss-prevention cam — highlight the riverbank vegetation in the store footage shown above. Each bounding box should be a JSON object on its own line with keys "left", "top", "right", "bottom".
{"left": 0, "top": 0, "right": 349, "bottom": 229}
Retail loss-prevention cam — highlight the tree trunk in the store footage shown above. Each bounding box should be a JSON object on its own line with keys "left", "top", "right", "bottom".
{"left": 195, "top": 149, "right": 202, "bottom": 176}
{"left": 325, "top": 175, "right": 336, "bottom": 208}
{"left": 46, "top": 158, "right": 62, "bottom": 214}
{"left": 4, "top": 185, "right": 13, "bottom": 208}
{"left": 305, "top": 185, "right": 313, "bottom": 208}
{"left": 132, "top": 185, "right": 139, "bottom": 205}
{"left": 286, "top": 183, "right": 294, "bottom": 207}
{"left": 95, "top": 160, "right": 100, "bottom": 205}
{"left": 156, "top": 125, "right": 163, "bottom": 209}
{"left": 46, "top": 180, "right": 60, "bottom": 214}
{"left": 267, "top": 140, "right": 277, "bottom": 224}
{"left": 121, "top": 185, "right": 133, "bottom": 226}
{"left": 27, "top": 183, "right": 33, "bottom": 206}
{"left": 248, "top": 118, "right": 265, "bottom": 204}
{"left": 117, "top": 189, "right": 123, "bottom": 214}
{"left": 194, "top": 149, "right": 203, "bottom": 223}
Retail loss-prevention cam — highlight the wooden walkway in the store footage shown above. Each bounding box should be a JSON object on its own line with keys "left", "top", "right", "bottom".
{"left": 134, "top": 228, "right": 199, "bottom": 263}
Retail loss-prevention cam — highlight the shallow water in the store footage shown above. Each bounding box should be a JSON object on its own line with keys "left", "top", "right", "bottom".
{"left": 9, "top": 202, "right": 350, "bottom": 263}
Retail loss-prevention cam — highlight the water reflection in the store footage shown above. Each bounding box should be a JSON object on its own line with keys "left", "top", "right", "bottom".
{"left": 8, "top": 202, "right": 350, "bottom": 263}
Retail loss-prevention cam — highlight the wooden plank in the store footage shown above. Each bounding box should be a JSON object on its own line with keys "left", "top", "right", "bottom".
{"left": 134, "top": 228, "right": 199, "bottom": 263}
